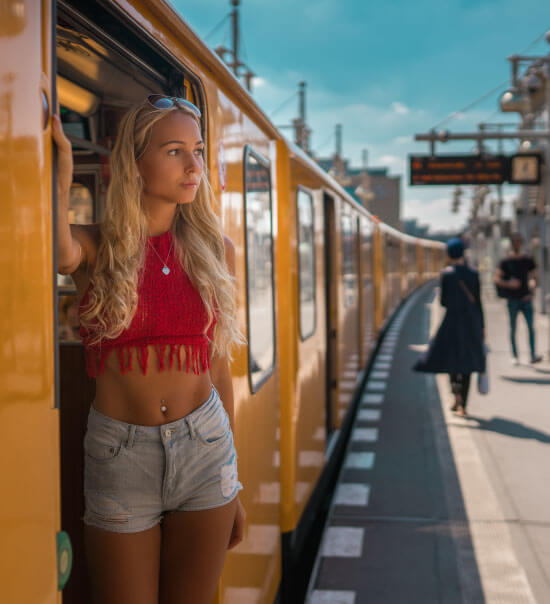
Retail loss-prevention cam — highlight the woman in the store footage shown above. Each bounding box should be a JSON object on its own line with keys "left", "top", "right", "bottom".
{"left": 413, "top": 238, "right": 485, "bottom": 417}
{"left": 53, "top": 95, "right": 246, "bottom": 604}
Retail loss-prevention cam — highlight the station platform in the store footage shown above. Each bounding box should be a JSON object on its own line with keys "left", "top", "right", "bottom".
{"left": 306, "top": 282, "right": 550, "bottom": 604}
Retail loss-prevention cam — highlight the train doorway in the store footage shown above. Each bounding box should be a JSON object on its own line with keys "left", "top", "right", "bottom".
{"left": 323, "top": 192, "right": 337, "bottom": 441}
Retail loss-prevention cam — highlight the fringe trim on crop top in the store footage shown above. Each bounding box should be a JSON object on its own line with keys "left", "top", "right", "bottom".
{"left": 82, "top": 335, "right": 213, "bottom": 379}
{"left": 78, "top": 229, "right": 216, "bottom": 378}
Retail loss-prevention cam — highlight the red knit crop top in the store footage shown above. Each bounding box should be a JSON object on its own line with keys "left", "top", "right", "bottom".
{"left": 78, "top": 229, "right": 216, "bottom": 378}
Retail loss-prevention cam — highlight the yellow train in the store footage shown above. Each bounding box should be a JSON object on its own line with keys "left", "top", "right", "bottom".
{"left": 0, "top": 1, "right": 445, "bottom": 602}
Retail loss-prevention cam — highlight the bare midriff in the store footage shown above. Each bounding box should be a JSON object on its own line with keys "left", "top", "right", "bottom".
{"left": 93, "top": 349, "right": 213, "bottom": 426}
{"left": 74, "top": 261, "right": 213, "bottom": 427}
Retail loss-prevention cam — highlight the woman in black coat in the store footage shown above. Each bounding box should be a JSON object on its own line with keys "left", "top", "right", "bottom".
{"left": 414, "top": 238, "right": 485, "bottom": 416}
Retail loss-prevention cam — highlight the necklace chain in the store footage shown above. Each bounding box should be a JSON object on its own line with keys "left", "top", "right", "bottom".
{"left": 148, "top": 236, "right": 174, "bottom": 275}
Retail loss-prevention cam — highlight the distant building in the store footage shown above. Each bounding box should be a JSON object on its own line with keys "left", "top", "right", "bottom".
{"left": 316, "top": 156, "right": 402, "bottom": 230}
{"left": 403, "top": 219, "right": 430, "bottom": 238}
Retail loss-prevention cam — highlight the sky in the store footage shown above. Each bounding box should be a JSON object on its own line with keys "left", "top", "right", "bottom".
{"left": 172, "top": 0, "right": 549, "bottom": 232}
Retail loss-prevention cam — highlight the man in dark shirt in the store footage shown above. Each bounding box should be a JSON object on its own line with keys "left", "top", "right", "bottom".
{"left": 494, "top": 233, "right": 542, "bottom": 364}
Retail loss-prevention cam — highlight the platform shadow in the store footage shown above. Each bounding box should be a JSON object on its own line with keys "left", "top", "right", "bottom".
{"left": 456, "top": 415, "right": 550, "bottom": 443}
{"left": 531, "top": 367, "right": 550, "bottom": 375}
{"left": 499, "top": 375, "right": 550, "bottom": 385}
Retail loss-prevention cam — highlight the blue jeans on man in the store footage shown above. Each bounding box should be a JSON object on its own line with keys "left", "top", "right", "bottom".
{"left": 506, "top": 298, "right": 535, "bottom": 360}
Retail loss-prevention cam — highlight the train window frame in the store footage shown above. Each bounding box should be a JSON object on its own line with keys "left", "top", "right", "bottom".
{"left": 340, "top": 205, "right": 356, "bottom": 309}
{"left": 296, "top": 186, "right": 317, "bottom": 341}
{"left": 243, "top": 144, "right": 276, "bottom": 394}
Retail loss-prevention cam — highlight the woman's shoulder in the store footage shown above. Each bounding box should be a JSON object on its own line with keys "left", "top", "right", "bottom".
{"left": 441, "top": 265, "right": 455, "bottom": 279}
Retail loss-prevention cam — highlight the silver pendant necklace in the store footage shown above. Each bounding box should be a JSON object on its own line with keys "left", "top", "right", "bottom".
{"left": 148, "top": 236, "right": 174, "bottom": 275}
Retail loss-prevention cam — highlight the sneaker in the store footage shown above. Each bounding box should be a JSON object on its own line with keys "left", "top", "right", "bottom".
{"left": 530, "top": 355, "right": 543, "bottom": 364}
{"left": 511, "top": 356, "right": 519, "bottom": 366}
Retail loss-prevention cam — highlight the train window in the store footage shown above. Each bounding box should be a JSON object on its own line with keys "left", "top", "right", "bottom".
{"left": 297, "top": 187, "right": 316, "bottom": 340}
{"left": 340, "top": 209, "right": 357, "bottom": 308}
{"left": 361, "top": 218, "right": 374, "bottom": 281}
{"left": 243, "top": 146, "right": 275, "bottom": 392}
{"left": 57, "top": 180, "right": 95, "bottom": 342}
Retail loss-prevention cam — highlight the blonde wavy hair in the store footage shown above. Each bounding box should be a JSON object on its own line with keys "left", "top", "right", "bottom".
{"left": 79, "top": 99, "right": 246, "bottom": 362}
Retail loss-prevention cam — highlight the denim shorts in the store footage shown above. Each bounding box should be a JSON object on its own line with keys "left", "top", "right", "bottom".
{"left": 82, "top": 385, "right": 243, "bottom": 533}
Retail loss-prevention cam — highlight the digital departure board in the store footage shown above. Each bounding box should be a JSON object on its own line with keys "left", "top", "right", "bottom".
{"left": 409, "top": 155, "right": 508, "bottom": 186}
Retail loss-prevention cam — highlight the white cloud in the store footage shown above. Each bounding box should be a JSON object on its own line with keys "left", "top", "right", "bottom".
{"left": 252, "top": 76, "right": 267, "bottom": 88}
{"left": 379, "top": 154, "right": 406, "bottom": 171}
{"left": 402, "top": 197, "right": 469, "bottom": 231}
{"left": 391, "top": 101, "right": 410, "bottom": 115}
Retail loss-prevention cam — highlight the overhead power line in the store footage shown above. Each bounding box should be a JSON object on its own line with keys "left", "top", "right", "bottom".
{"left": 269, "top": 91, "right": 298, "bottom": 118}
{"left": 204, "top": 14, "right": 230, "bottom": 42}
{"left": 429, "top": 29, "right": 549, "bottom": 132}
{"left": 431, "top": 80, "right": 509, "bottom": 131}
{"left": 313, "top": 131, "right": 335, "bottom": 155}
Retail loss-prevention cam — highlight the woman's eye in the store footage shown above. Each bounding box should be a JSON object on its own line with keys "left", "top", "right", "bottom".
{"left": 195, "top": 148, "right": 205, "bottom": 156}
{"left": 167, "top": 149, "right": 179, "bottom": 156}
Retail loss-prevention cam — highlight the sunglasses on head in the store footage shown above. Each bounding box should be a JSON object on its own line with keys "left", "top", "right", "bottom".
{"left": 147, "top": 94, "right": 202, "bottom": 119}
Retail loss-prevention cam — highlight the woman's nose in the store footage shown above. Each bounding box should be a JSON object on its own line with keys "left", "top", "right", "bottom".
{"left": 184, "top": 151, "right": 201, "bottom": 173}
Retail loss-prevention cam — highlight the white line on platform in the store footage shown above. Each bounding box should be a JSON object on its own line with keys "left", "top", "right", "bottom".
{"left": 345, "top": 452, "right": 375, "bottom": 469}
{"left": 358, "top": 409, "right": 381, "bottom": 421}
{"left": 374, "top": 362, "right": 392, "bottom": 370}
{"left": 378, "top": 354, "right": 393, "bottom": 362}
{"left": 321, "top": 527, "right": 364, "bottom": 557}
{"left": 334, "top": 483, "right": 371, "bottom": 506}
{"left": 309, "top": 591, "right": 356, "bottom": 604}
{"left": 366, "top": 380, "right": 387, "bottom": 391}
{"left": 371, "top": 370, "right": 389, "bottom": 379}
{"left": 352, "top": 427, "right": 379, "bottom": 442}
{"left": 362, "top": 393, "right": 384, "bottom": 405}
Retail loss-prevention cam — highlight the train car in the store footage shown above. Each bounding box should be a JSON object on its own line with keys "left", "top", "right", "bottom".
{"left": 379, "top": 223, "right": 404, "bottom": 318}
{"left": 0, "top": 1, "right": 444, "bottom": 603}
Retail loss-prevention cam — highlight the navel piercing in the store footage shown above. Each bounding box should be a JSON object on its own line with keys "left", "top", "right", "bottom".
{"left": 160, "top": 399, "right": 167, "bottom": 413}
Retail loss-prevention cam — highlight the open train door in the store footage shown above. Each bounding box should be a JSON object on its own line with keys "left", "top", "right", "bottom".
{"left": 0, "top": 1, "right": 72, "bottom": 602}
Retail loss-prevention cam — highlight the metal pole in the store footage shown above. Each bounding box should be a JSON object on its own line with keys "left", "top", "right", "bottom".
{"left": 299, "top": 81, "right": 306, "bottom": 123}
{"left": 544, "top": 52, "right": 550, "bottom": 344}
{"left": 231, "top": 0, "right": 239, "bottom": 76}
{"left": 335, "top": 124, "right": 342, "bottom": 157}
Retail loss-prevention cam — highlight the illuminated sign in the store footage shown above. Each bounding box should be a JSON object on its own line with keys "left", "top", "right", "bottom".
{"left": 509, "top": 154, "right": 541, "bottom": 185}
{"left": 409, "top": 154, "right": 542, "bottom": 186}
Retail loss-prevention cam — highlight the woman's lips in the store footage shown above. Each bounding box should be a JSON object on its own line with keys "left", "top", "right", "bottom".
{"left": 180, "top": 182, "right": 198, "bottom": 187}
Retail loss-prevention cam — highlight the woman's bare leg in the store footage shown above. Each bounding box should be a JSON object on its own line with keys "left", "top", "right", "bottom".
{"left": 159, "top": 499, "right": 238, "bottom": 604}
{"left": 84, "top": 523, "right": 161, "bottom": 604}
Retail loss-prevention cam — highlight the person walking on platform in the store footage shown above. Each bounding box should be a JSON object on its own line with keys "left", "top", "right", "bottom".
{"left": 494, "top": 232, "right": 542, "bottom": 365}
{"left": 413, "top": 238, "right": 486, "bottom": 417}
